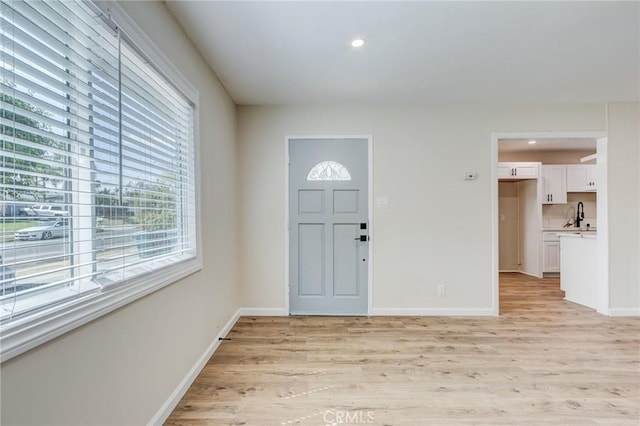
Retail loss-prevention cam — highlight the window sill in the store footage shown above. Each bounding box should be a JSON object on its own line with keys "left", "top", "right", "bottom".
{"left": 0, "top": 256, "right": 202, "bottom": 363}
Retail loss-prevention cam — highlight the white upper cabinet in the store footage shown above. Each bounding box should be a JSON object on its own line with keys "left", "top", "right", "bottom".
{"left": 541, "top": 165, "right": 567, "bottom": 204}
{"left": 498, "top": 162, "right": 540, "bottom": 179}
{"left": 566, "top": 165, "right": 596, "bottom": 192}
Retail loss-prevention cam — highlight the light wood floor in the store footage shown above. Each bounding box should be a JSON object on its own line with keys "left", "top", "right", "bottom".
{"left": 165, "top": 273, "right": 639, "bottom": 425}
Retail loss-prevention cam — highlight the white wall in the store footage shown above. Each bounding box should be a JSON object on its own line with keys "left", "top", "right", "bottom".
{"left": 0, "top": 2, "right": 240, "bottom": 425}
{"left": 607, "top": 102, "right": 640, "bottom": 313}
{"left": 238, "top": 104, "right": 606, "bottom": 313}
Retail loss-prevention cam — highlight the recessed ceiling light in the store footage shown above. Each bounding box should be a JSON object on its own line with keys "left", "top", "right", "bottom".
{"left": 351, "top": 38, "right": 365, "bottom": 48}
{"left": 528, "top": 140, "right": 537, "bottom": 145}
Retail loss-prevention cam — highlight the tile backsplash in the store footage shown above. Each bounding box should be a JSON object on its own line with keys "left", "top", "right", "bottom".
{"left": 543, "top": 192, "right": 597, "bottom": 228}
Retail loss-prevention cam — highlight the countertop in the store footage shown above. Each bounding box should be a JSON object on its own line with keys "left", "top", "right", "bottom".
{"left": 543, "top": 227, "right": 597, "bottom": 232}
{"left": 559, "top": 232, "right": 597, "bottom": 239}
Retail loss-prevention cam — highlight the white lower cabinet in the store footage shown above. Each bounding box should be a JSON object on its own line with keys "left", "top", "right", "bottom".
{"left": 543, "top": 241, "right": 561, "bottom": 273}
{"left": 542, "top": 231, "right": 571, "bottom": 273}
{"left": 543, "top": 231, "right": 583, "bottom": 273}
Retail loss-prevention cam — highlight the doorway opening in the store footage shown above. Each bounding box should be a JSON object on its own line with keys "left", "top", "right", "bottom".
{"left": 491, "top": 132, "right": 609, "bottom": 315}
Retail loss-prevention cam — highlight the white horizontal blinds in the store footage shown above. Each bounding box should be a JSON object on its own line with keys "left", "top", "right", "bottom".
{"left": 1, "top": 0, "right": 119, "bottom": 208}
{"left": 97, "top": 8, "right": 194, "bottom": 276}
{"left": 1, "top": 0, "right": 116, "bottom": 316}
{"left": 0, "top": 0, "right": 196, "bottom": 320}
{"left": 91, "top": 38, "right": 196, "bottom": 282}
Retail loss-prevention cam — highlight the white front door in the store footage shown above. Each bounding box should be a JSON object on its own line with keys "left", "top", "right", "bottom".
{"left": 289, "top": 138, "right": 369, "bottom": 315}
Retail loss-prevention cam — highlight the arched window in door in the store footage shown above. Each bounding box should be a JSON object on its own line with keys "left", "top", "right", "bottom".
{"left": 306, "top": 161, "right": 351, "bottom": 181}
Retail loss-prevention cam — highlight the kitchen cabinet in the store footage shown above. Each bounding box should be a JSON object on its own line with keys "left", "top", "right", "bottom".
{"left": 566, "top": 165, "right": 596, "bottom": 192}
{"left": 543, "top": 241, "right": 561, "bottom": 273}
{"left": 541, "top": 165, "right": 567, "bottom": 204}
{"left": 498, "top": 162, "right": 540, "bottom": 179}
{"left": 542, "top": 232, "right": 562, "bottom": 273}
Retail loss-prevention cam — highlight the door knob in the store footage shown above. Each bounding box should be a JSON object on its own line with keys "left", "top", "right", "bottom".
{"left": 354, "top": 235, "right": 368, "bottom": 241}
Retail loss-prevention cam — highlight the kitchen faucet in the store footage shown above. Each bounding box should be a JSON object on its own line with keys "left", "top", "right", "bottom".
{"left": 575, "top": 201, "right": 584, "bottom": 228}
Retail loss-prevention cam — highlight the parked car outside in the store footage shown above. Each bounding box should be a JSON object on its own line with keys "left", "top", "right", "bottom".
{"left": 14, "top": 220, "right": 69, "bottom": 240}
{"left": 30, "top": 205, "right": 68, "bottom": 217}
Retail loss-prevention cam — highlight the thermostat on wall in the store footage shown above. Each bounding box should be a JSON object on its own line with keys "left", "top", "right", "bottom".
{"left": 464, "top": 172, "right": 478, "bottom": 180}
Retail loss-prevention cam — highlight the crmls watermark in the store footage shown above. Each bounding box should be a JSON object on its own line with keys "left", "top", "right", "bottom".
{"left": 323, "top": 409, "right": 375, "bottom": 425}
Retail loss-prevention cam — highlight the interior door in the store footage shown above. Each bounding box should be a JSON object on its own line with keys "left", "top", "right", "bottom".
{"left": 498, "top": 182, "right": 519, "bottom": 270}
{"left": 289, "top": 138, "right": 368, "bottom": 315}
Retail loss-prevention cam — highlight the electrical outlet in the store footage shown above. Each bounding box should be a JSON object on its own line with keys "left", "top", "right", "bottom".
{"left": 437, "top": 284, "right": 446, "bottom": 296}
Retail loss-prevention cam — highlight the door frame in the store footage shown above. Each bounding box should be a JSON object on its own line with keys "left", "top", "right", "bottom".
{"left": 284, "top": 135, "right": 374, "bottom": 315}
{"left": 491, "top": 131, "right": 609, "bottom": 315}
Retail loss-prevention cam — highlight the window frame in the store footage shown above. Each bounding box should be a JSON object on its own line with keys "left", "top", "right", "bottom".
{"left": 0, "top": 0, "right": 202, "bottom": 363}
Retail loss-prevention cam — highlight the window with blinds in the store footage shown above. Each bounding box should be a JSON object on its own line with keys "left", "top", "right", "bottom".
{"left": 0, "top": 0, "right": 197, "bottom": 330}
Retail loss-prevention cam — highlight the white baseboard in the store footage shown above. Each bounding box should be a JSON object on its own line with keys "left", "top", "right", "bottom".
{"left": 148, "top": 308, "right": 241, "bottom": 426}
{"left": 608, "top": 308, "right": 640, "bottom": 317}
{"left": 498, "top": 269, "right": 519, "bottom": 273}
{"left": 372, "top": 308, "right": 495, "bottom": 316}
{"left": 238, "top": 307, "right": 288, "bottom": 316}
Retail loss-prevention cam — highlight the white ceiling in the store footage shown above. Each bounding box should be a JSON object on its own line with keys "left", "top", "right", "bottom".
{"left": 165, "top": 1, "right": 640, "bottom": 106}
{"left": 498, "top": 138, "right": 596, "bottom": 153}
